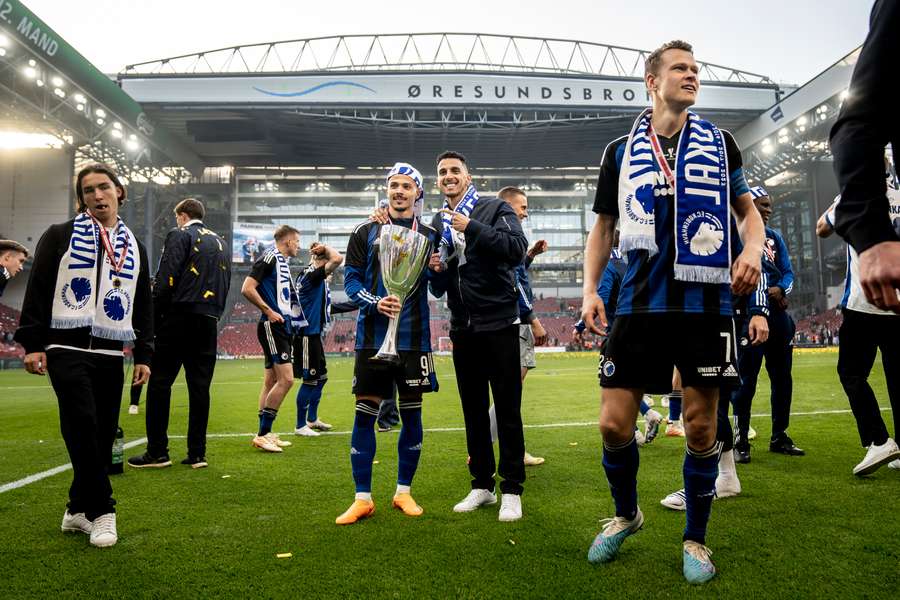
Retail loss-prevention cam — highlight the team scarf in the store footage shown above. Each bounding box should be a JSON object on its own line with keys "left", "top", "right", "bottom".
{"left": 439, "top": 183, "right": 480, "bottom": 266}
{"left": 619, "top": 108, "right": 732, "bottom": 284}
{"left": 51, "top": 211, "right": 141, "bottom": 341}
{"left": 273, "top": 249, "right": 308, "bottom": 331}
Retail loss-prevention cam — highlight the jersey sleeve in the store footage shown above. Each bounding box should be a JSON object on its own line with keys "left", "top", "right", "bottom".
{"left": 723, "top": 130, "right": 750, "bottom": 198}
{"left": 593, "top": 138, "right": 624, "bottom": 216}
{"left": 300, "top": 265, "right": 327, "bottom": 288}
{"left": 343, "top": 222, "right": 380, "bottom": 314}
{"left": 248, "top": 255, "right": 273, "bottom": 284}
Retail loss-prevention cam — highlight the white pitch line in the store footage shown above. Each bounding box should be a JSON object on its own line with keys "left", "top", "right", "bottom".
{"left": 0, "top": 438, "right": 147, "bottom": 494}
{"left": 0, "top": 406, "right": 890, "bottom": 494}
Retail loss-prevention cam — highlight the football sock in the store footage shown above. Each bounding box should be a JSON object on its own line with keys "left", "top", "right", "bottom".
{"left": 295, "top": 384, "right": 314, "bottom": 428}
{"left": 306, "top": 380, "right": 325, "bottom": 423}
{"left": 668, "top": 390, "right": 683, "bottom": 421}
{"left": 683, "top": 441, "right": 722, "bottom": 544}
{"left": 258, "top": 407, "right": 278, "bottom": 436}
{"left": 397, "top": 398, "right": 424, "bottom": 487}
{"left": 639, "top": 398, "right": 650, "bottom": 415}
{"left": 602, "top": 434, "right": 639, "bottom": 520}
{"left": 350, "top": 401, "right": 379, "bottom": 494}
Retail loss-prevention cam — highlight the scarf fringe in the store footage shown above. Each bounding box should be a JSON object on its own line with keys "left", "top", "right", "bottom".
{"left": 673, "top": 264, "right": 731, "bottom": 285}
{"left": 51, "top": 317, "right": 95, "bottom": 330}
{"left": 618, "top": 235, "right": 659, "bottom": 257}
{"left": 91, "top": 324, "right": 137, "bottom": 341}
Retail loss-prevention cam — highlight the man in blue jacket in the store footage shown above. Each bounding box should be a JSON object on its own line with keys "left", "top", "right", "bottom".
{"left": 731, "top": 186, "right": 803, "bottom": 461}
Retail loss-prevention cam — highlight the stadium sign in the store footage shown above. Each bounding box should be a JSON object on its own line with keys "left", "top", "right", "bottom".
{"left": 122, "top": 73, "right": 778, "bottom": 112}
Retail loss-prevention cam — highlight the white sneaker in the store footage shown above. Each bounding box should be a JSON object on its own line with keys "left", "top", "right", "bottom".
{"left": 498, "top": 494, "right": 522, "bottom": 522}
{"left": 853, "top": 438, "right": 900, "bottom": 476}
{"left": 453, "top": 489, "right": 497, "bottom": 513}
{"left": 523, "top": 451, "right": 545, "bottom": 466}
{"left": 715, "top": 472, "right": 742, "bottom": 498}
{"left": 644, "top": 409, "right": 663, "bottom": 444}
{"left": 307, "top": 420, "right": 333, "bottom": 431}
{"left": 251, "top": 435, "right": 282, "bottom": 453}
{"left": 265, "top": 432, "right": 292, "bottom": 447}
{"left": 294, "top": 425, "right": 321, "bottom": 437}
{"left": 635, "top": 429, "right": 646, "bottom": 447}
{"left": 61, "top": 511, "right": 92, "bottom": 534}
{"left": 660, "top": 489, "right": 687, "bottom": 511}
{"left": 889, "top": 459, "right": 900, "bottom": 470}
{"left": 89, "top": 513, "right": 117, "bottom": 547}
{"left": 128, "top": 404, "right": 139, "bottom": 415}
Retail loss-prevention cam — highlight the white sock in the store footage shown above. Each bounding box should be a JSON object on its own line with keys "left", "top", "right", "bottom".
{"left": 355, "top": 492, "right": 372, "bottom": 501}
{"left": 396, "top": 484, "right": 411, "bottom": 495}
{"left": 719, "top": 447, "right": 737, "bottom": 476}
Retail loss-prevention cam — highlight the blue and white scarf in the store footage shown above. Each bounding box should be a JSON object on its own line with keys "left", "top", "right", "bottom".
{"left": 439, "top": 183, "right": 480, "bottom": 266}
{"left": 273, "top": 250, "right": 307, "bottom": 331}
{"left": 51, "top": 212, "right": 141, "bottom": 341}
{"left": 619, "top": 108, "right": 732, "bottom": 284}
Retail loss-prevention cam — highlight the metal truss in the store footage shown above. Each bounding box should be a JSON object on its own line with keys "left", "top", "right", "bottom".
{"left": 284, "top": 108, "right": 630, "bottom": 129}
{"left": 122, "top": 33, "right": 771, "bottom": 83}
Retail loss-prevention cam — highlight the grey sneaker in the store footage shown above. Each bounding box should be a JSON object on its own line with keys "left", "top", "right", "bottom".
{"left": 61, "top": 511, "right": 92, "bottom": 534}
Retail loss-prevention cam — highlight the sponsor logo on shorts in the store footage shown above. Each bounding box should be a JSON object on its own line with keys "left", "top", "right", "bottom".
{"left": 740, "top": 337, "right": 749, "bottom": 347}
{"left": 281, "top": 352, "right": 289, "bottom": 361}
{"left": 602, "top": 360, "right": 616, "bottom": 377}
{"left": 697, "top": 366, "right": 719, "bottom": 377}
{"left": 310, "top": 368, "right": 317, "bottom": 376}
{"left": 405, "top": 379, "right": 421, "bottom": 386}
{"left": 420, "top": 377, "right": 430, "bottom": 386}
{"left": 722, "top": 364, "right": 738, "bottom": 377}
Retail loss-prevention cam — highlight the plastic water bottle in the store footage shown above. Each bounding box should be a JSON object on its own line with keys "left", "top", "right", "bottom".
{"left": 110, "top": 427, "right": 124, "bottom": 475}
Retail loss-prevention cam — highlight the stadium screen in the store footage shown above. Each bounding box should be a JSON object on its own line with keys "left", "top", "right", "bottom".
{"left": 233, "top": 222, "right": 276, "bottom": 264}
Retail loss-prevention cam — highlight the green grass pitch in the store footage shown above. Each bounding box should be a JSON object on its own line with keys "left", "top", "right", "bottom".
{"left": 0, "top": 350, "right": 897, "bottom": 599}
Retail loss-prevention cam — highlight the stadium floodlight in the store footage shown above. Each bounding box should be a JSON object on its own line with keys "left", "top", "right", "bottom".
{"left": 96, "top": 118, "right": 105, "bottom": 126}
{"left": 27, "top": 58, "right": 36, "bottom": 66}
{"left": 51, "top": 76, "right": 64, "bottom": 87}
{"left": 128, "top": 133, "right": 137, "bottom": 141}
{"left": 125, "top": 138, "right": 140, "bottom": 151}
{"left": 0, "top": 131, "right": 65, "bottom": 149}
{"left": 113, "top": 121, "right": 122, "bottom": 130}
{"left": 53, "top": 88, "right": 65, "bottom": 99}
{"left": 73, "top": 93, "right": 86, "bottom": 104}
{"left": 76, "top": 103, "right": 84, "bottom": 111}
{"left": 23, "top": 66, "right": 37, "bottom": 79}
{"left": 796, "top": 116, "right": 808, "bottom": 126}
{"left": 840, "top": 89, "right": 850, "bottom": 101}
{"left": 110, "top": 129, "right": 123, "bottom": 139}
{"left": 95, "top": 108, "right": 106, "bottom": 118}
{"left": 35, "top": 79, "right": 44, "bottom": 87}
{"left": 0, "top": 34, "right": 9, "bottom": 47}
{"left": 0, "top": 48, "right": 6, "bottom": 57}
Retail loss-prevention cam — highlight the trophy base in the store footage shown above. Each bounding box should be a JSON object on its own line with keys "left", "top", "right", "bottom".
{"left": 370, "top": 352, "right": 402, "bottom": 365}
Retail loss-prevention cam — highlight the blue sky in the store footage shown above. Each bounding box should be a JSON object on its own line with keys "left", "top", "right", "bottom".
{"left": 23, "top": 0, "right": 871, "bottom": 84}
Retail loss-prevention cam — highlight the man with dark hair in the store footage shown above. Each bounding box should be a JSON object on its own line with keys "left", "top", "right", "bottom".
{"left": 731, "top": 186, "right": 803, "bottom": 462}
{"left": 829, "top": 0, "right": 900, "bottom": 313}
{"left": 429, "top": 151, "right": 529, "bottom": 522}
{"left": 581, "top": 41, "right": 763, "bottom": 582}
{"left": 0, "top": 239, "right": 28, "bottom": 298}
{"left": 15, "top": 163, "right": 153, "bottom": 548}
{"left": 292, "top": 242, "right": 343, "bottom": 437}
{"left": 337, "top": 162, "right": 441, "bottom": 525}
{"left": 496, "top": 186, "right": 547, "bottom": 466}
{"left": 128, "top": 198, "right": 231, "bottom": 469}
{"left": 242, "top": 225, "right": 305, "bottom": 452}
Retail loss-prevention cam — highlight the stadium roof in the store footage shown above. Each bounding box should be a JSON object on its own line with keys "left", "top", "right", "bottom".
{"left": 118, "top": 34, "right": 785, "bottom": 170}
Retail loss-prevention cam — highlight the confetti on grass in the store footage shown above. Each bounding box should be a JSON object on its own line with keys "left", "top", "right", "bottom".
{"left": 276, "top": 553, "right": 292, "bottom": 559}
{"left": 569, "top": 442, "right": 578, "bottom": 446}
{"left": 222, "top": 475, "right": 231, "bottom": 479}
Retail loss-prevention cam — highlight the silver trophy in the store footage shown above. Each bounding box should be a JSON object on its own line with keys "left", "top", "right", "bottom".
{"left": 371, "top": 224, "right": 432, "bottom": 364}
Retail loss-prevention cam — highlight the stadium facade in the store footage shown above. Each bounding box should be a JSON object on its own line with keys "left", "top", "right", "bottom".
{"left": 0, "top": 1, "right": 863, "bottom": 314}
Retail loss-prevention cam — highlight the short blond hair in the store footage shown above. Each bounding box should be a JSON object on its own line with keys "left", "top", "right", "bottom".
{"left": 645, "top": 40, "right": 693, "bottom": 76}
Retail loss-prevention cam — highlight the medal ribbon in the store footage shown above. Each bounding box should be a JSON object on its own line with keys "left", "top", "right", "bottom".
{"left": 647, "top": 121, "right": 676, "bottom": 189}
{"left": 87, "top": 210, "right": 129, "bottom": 275}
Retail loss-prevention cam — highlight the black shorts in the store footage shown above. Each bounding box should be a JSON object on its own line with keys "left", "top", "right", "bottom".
{"left": 292, "top": 334, "right": 327, "bottom": 382}
{"left": 599, "top": 313, "right": 738, "bottom": 394}
{"left": 257, "top": 321, "right": 293, "bottom": 369}
{"left": 352, "top": 349, "right": 438, "bottom": 398}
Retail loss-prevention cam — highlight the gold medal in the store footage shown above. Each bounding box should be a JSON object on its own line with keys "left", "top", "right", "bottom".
{"left": 113, "top": 277, "right": 122, "bottom": 288}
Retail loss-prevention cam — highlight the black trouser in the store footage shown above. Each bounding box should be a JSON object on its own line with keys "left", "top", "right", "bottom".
{"left": 451, "top": 325, "right": 525, "bottom": 495}
{"left": 732, "top": 309, "right": 795, "bottom": 441}
{"left": 129, "top": 381, "right": 143, "bottom": 406}
{"left": 146, "top": 312, "right": 218, "bottom": 458}
{"left": 837, "top": 308, "right": 900, "bottom": 447}
{"left": 47, "top": 348, "right": 123, "bottom": 520}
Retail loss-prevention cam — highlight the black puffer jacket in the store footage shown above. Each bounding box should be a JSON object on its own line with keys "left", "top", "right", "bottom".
{"left": 430, "top": 197, "right": 527, "bottom": 332}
